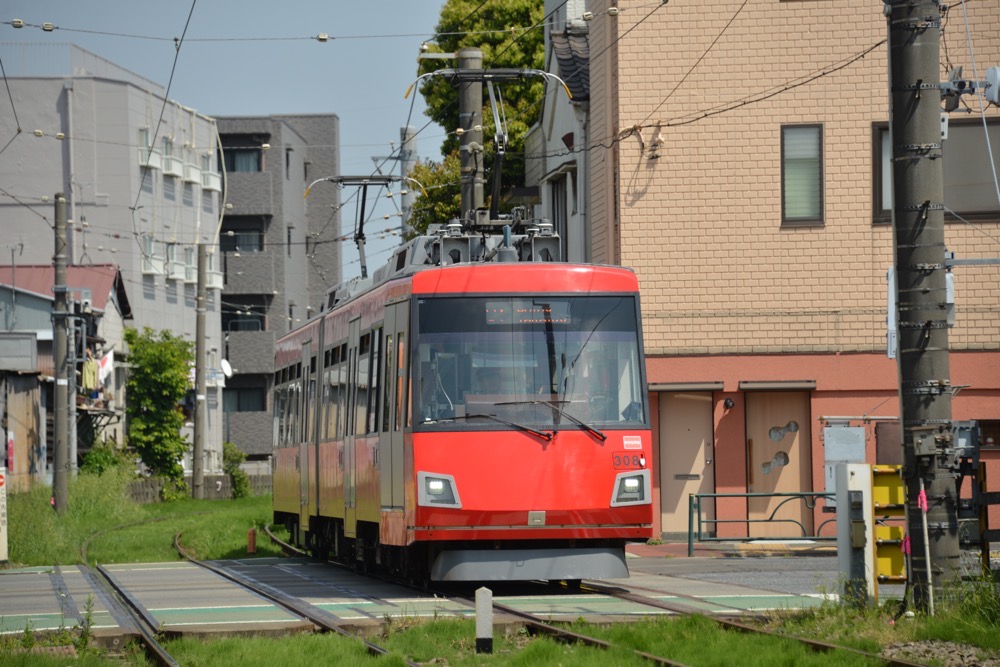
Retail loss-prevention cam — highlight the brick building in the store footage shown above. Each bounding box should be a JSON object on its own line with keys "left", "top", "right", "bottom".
{"left": 533, "top": 1, "right": 1000, "bottom": 538}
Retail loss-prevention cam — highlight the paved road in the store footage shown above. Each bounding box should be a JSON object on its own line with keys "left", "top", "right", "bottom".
{"left": 628, "top": 555, "right": 846, "bottom": 597}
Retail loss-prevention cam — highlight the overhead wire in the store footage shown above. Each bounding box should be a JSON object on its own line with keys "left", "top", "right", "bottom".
{"left": 129, "top": 0, "right": 199, "bottom": 263}
{"left": 0, "top": 55, "right": 23, "bottom": 158}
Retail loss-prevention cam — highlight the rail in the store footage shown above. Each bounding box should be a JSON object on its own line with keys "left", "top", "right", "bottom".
{"left": 687, "top": 492, "right": 837, "bottom": 557}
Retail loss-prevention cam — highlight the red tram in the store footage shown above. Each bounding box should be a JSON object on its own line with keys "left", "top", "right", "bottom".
{"left": 273, "top": 227, "right": 653, "bottom": 581}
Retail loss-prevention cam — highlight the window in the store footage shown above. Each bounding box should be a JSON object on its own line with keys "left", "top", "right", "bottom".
{"left": 220, "top": 218, "right": 265, "bottom": 252}
{"left": 874, "top": 119, "right": 1000, "bottom": 222}
{"left": 223, "top": 297, "right": 266, "bottom": 331}
{"left": 781, "top": 125, "right": 823, "bottom": 226}
{"left": 202, "top": 190, "right": 214, "bottom": 214}
{"left": 285, "top": 147, "right": 293, "bottom": 180}
{"left": 140, "top": 167, "right": 154, "bottom": 195}
{"left": 223, "top": 387, "right": 266, "bottom": 412}
{"left": 183, "top": 183, "right": 194, "bottom": 207}
{"left": 223, "top": 149, "right": 261, "bottom": 172}
{"left": 551, "top": 176, "right": 567, "bottom": 241}
{"left": 163, "top": 175, "right": 176, "bottom": 201}
{"left": 413, "top": 296, "right": 646, "bottom": 429}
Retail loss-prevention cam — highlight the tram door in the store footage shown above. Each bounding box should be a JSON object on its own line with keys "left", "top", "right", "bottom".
{"left": 659, "top": 393, "right": 715, "bottom": 538}
{"left": 298, "top": 341, "right": 312, "bottom": 537}
{"left": 380, "top": 302, "right": 408, "bottom": 509}
{"left": 746, "top": 391, "right": 813, "bottom": 538}
{"left": 344, "top": 318, "right": 360, "bottom": 538}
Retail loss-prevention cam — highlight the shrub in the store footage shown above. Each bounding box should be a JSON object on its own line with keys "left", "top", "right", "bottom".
{"left": 223, "top": 442, "right": 251, "bottom": 499}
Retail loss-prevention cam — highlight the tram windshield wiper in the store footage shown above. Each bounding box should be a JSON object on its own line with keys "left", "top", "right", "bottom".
{"left": 496, "top": 400, "right": 606, "bottom": 442}
{"left": 426, "top": 413, "right": 554, "bottom": 442}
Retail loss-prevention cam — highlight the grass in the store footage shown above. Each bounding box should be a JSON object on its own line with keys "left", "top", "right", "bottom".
{"left": 3, "top": 471, "right": 1000, "bottom": 666}
{"left": 5, "top": 472, "right": 283, "bottom": 567}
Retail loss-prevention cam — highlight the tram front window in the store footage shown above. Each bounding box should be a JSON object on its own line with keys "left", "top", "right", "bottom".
{"left": 414, "top": 296, "right": 646, "bottom": 430}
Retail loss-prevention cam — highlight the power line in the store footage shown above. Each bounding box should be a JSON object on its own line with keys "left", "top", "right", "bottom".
{"left": 638, "top": 0, "right": 747, "bottom": 127}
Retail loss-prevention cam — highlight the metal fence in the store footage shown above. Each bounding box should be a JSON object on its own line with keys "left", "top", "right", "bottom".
{"left": 687, "top": 491, "right": 837, "bottom": 556}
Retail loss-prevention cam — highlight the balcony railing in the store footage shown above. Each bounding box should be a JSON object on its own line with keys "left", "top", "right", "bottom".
{"left": 163, "top": 155, "right": 184, "bottom": 177}
{"left": 138, "top": 147, "right": 162, "bottom": 170}
{"left": 207, "top": 269, "right": 224, "bottom": 290}
{"left": 202, "top": 171, "right": 222, "bottom": 192}
{"left": 183, "top": 163, "right": 202, "bottom": 184}
{"left": 167, "top": 260, "right": 186, "bottom": 281}
{"left": 141, "top": 254, "right": 164, "bottom": 276}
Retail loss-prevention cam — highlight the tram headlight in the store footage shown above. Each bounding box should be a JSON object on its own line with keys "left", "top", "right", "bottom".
{"left": 417, "top": 472, "right": 462, "bottom": 508}
{"left": 611, "top": 469, "right": 651, "bottom": 507}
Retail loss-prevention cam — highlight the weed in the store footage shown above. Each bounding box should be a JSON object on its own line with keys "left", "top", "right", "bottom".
{"left": 76, "top": 595, "right": 95, "bottom": 651}
{"left": 19, "top": 621, "right": 35, "bottom": 650}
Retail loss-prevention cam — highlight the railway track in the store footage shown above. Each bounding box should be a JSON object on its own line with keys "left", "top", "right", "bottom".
{"left": 173, "top": 532, "right": 421, "bottom": 667}
{"left": 260, "top": 524, "right": 926, "bottom": 666}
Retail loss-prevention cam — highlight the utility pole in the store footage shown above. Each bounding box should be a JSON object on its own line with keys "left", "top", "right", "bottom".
{"left": 370, "top": 126, "right": 418, "bottom": 237}
{"left": 192, "top": 243, "right": 206, "bottom": 499}
{"left": 400, "top": 125, "right": 417, "bottom": 235}
{"left": 53, "top": 193, "right": 69, "bottom": 513}
{"left": 887, "top": 0, "right": 960, "bottom": 610}
{"left": 457, "top": 47, "right": 485, "bottom": 218}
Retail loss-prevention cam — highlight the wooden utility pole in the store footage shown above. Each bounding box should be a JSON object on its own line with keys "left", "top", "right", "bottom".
{"left": 53, "top": 193, "right": 69, "bottom": 513}
{"left": 887, "top": 0, "right": 960, "bottom": 611}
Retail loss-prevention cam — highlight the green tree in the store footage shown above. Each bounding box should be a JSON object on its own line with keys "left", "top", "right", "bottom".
{"left": 414, "top": 0, "right": 545, "bottom": 226}
{"left": 123, "top": 326, "right": 193, "bottom": 488}
{"left": 406, "top": 152, "right": 462, "bottom": 235}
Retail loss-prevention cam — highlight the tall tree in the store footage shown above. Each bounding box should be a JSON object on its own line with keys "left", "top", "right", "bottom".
{"left": 123, "top": 327, "right": 193, "bottom": 488}
{"left": 413, "top": 0, "right": 545, "bottom": 229}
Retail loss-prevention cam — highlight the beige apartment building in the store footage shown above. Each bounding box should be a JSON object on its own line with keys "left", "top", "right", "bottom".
{"left": 583, "top": 1, "right": 1000, "bottom": 539}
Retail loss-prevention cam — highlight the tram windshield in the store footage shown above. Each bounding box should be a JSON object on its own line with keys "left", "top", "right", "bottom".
{"left": 414, "top": 295, "right": 646, "bottom": 431}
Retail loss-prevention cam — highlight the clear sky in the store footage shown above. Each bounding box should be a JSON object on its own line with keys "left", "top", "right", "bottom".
{"left": 1, "top": 0, "right": 448, "bottom": 280}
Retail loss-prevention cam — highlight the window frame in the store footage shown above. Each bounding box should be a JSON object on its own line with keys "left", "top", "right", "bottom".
{"left": 780, "top": 124, "right": 824, "bottom": 227}
{"left": 872, "top": 118, "right": 1000, "bottom": 224}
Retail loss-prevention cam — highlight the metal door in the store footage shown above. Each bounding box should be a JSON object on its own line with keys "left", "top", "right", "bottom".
{"left": 746, "top": 391, "right": 813, "bottom": 538}
{"left": 379, "top": 301, "right": 409, "bottom": 509}
{"left": 659, "top": 392, "right": 715, "bottom": 537}
{"left": 298, "top": 341, "right": 312, "bottom": 536}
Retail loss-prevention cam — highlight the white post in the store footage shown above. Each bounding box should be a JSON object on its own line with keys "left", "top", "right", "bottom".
{"left": 475, "top": 586, "right": 493, "bottom": 654}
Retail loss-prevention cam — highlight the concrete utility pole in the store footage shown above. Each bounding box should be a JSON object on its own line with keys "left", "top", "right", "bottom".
{"left": 370, "top": 126, "right": 418, "bottom": 237}
{"left": 887, "top": 0, "right": 960, "bottom": 610}
{"left": 457, "top": 47, "right": 485, "bottom": 218}
{"left": 192, "top": 243, "right": 207, "bottom": 500}
{"left": 400, "top": 125, "right": 417, "bottom": 235}
{"left": 53, "top": 193, "right": 69, "bottom": 513}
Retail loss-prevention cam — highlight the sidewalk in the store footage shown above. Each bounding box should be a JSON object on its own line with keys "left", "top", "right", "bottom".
{"left": 625, "top": 540, "right": 836, "bottom": 558}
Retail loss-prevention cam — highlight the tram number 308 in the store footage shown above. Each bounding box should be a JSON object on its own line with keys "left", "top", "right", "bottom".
{"left": 612, "top": 452, "right": 644, "bottom": 469}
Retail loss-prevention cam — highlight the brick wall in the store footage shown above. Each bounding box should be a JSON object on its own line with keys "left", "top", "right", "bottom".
{"left": 595, "top": 0, "right": 1000, "bottom": 355}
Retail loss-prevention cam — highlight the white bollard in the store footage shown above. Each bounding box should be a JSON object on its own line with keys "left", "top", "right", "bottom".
{"left": 475, "top": 586, "right": 493, "bottom": 654}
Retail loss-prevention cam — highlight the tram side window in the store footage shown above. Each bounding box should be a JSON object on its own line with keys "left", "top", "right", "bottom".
{"left": 382, "top": 333, "right": 394, "bottom": 433}
{"left": 354, "top": 333, "right": 370, "bottom": 437}
{"left": 325, "top": 344, "right": 342, "bottom": 440}
{"left": 303, "top": 356, "right": 316, "bottom": 442}
{"left": 273, "top": 385, "right": 283, "bottom": 446}
{"left": 367, "top": 327, "right": 382, "bottom": 434}
{"left": 396, "top": 333, "right": 407, "bottom": 430}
